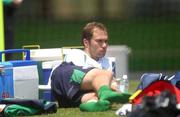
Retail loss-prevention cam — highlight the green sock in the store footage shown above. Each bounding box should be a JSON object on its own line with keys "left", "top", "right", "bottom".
{"left": 79, "top": 100, "right": 110, "bottom": 112}
{"left": 98, "top": 85, "right": 131, "bottom": 103}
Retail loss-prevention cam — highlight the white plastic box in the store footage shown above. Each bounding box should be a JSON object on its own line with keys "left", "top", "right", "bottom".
{"left": 12, "top": 61, "right": 39, "bottom": 99}
{"left": 106, "top": 45, "right": 131, "bottom": 78}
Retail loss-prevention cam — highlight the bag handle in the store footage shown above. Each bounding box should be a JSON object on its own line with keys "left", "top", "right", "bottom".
{"left": 0, "top": 49, "right": 30, "bottom": 61}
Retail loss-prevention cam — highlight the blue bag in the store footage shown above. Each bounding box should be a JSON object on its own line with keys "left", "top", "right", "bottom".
{"left": 136, "top": 73, "right": 165, "bottom": 90}
{"left": 168, "top": 72, "right": 180, "bottom": 89}
{"left": 0, "top": 62, "right": 14, "bottom": 98}
{"left": 137, "top": 72, "right": 180, "bottom": 90}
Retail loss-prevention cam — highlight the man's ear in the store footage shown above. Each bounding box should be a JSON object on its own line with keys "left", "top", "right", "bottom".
{"left": 83, "top": 38, "right": 89, "bottom": 48}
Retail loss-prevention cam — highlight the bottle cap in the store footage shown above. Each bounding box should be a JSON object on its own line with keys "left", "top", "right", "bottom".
{"left": 122, "top": 75, "right": 128, "bottom": 79}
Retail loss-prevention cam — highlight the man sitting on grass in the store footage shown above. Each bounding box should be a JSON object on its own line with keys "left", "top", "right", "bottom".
{"left": 51, "top": 22, "right": 131, "bottom": 112}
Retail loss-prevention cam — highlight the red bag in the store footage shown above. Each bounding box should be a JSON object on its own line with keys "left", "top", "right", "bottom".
{"left": 131, "top": 80, "right": 180, "bottom": 105}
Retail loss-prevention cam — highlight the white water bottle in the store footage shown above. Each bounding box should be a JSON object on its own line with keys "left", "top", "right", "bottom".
{"left": 119, "top": 75, "right": 129, "bottom": 93}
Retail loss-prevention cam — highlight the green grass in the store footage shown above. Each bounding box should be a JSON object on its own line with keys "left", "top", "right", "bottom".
{"left": 32, "top": 108, "right": 118, "bottom": 117}
{"left": 30, "top": 80, "right": 140, "bottom": 117}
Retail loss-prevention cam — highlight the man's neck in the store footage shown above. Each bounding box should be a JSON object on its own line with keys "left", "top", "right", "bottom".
{"left": 83, "top": 49, "right": 99, "bottom": 61}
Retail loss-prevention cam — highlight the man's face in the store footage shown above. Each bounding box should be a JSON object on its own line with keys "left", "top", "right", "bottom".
{"left": 84, "top": 28, "right": 108, "bottom": 60}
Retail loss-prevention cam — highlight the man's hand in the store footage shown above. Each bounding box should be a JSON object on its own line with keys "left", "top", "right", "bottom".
{"left": 13, "top": 0, "right": 23, "bottom": 7}
{"left": 111, "top": 79, "right": 118, "bottom": 91}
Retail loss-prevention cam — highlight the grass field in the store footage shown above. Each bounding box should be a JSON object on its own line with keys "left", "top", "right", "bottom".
{"left": 30, "top": 80, "right": 140, "bottom": 117}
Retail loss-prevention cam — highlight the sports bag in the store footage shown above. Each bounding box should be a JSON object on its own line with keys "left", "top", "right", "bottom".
{"left": 0, "top": 98, "right": 57, "bottom": 117}
{"left": 130, "top": 72, "right": 180, "bottom": 104}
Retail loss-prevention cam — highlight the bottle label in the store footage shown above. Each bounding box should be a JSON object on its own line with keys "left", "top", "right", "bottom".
{"left": 120, "top": 84, "right": 128, "bottom": 93}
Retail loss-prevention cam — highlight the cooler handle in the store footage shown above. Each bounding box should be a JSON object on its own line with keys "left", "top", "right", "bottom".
{"left": 0, "top": 49, "right": 30, "bottom": 61}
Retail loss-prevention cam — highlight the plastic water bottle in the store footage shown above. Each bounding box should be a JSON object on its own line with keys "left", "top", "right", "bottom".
{"left": 119, "top": 75, "right": 129, "bottom": 93}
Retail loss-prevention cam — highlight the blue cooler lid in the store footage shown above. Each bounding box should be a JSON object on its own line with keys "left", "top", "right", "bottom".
{"left": 0, "top": 62, "right": 13, "bottom": 67}
{"left": 9, "top": 60, "right": 37, "bottom": 67}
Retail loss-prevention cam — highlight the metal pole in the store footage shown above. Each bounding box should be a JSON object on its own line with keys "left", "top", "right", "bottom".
{"left": 0, "top": 0, "right": 5, "bottom": 60}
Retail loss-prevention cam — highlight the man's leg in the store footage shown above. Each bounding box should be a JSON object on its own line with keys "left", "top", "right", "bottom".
{"left": 81, "top": 68, "right": 131, "bottom": 104}
{"left": 81, "top": 68, "right": 112, "bottom": 90}
{"left": 79, "top": 69, "right": 113, "bottom": 112}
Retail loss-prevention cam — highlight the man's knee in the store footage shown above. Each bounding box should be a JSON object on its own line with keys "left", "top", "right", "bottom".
{"left": 81, "top": 69, "right": 113, "bottom": 88}
{"left": 95, "top": 69, "right": 113, "bottom": 78}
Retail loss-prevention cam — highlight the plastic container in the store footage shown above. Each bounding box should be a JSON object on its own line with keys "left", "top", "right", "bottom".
{"left": 41, "top": 68, "right": 53, "bottom": 101}
{"left": 119, "top": 75, "right": 129, "bottom": 93}
{"left": 0, "top": 49, "right": 39, "bottom": 99}
{"left": 106, "top": 45, "right": 131, "bottom": 78}
{"left": 0, "top": 62, "right": 14, "bottom": 98}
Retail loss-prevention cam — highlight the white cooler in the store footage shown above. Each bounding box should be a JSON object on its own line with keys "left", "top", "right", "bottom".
{"left": 12, "top": 63, "right": 39, "bottom": 99}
